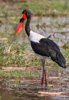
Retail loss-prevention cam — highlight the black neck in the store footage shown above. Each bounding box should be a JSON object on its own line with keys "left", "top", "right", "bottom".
{"left": 25, "top": 18, "right": 31, "bottom": 36}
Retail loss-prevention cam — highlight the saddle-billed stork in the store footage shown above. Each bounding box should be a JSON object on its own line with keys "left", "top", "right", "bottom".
{"left": 15, "top": 9, "right": 66, "bottom": 86}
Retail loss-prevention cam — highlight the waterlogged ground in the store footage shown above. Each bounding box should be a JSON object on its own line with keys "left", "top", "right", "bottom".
{"left": 0, "top": 89, "right": 69, "bottom": 100}
{"left": 0, "top": 66, "right": 69, "bottom": 100}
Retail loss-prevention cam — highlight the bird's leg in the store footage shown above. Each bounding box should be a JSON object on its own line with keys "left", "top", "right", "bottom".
{"left": 41, "top": 59, "right": 47, "bottom": 86}
{"left": 45, "top": 69, "right": 47, "bottom": 86}
{"left": 41, "top": 59, "right": 45, "bottom": 85}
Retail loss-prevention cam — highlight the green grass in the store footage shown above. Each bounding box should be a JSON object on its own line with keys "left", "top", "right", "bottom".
{"left": 0, "top": 38, "right": 40, "bottom": 67}
{"left": 0, "top": 0, "right": 69, "bottom": 17}
{"left": 19, "top": 1, "right": 69, "bottom": 16}
{"left": 0, "top": 69, "right": 40, "bottom": 79}
{"left": 63, "top": 41, "right": 69, "bottom": 49}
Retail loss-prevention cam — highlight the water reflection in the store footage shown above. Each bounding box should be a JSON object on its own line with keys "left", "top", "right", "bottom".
{"left": 44, "top": 96, "right": 47, "bottom": 100}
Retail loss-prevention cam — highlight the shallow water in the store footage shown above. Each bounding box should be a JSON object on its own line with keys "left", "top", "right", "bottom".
{"left": 0, "top": 88, "right": 69, "bottom": 100}
{"left": 0, "top": 67, "right": 69, "bottom": 100}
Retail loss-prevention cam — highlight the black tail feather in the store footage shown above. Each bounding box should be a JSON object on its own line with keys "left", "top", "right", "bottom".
{"left": 51, "top": 51, "right": 66, "bottom": 68}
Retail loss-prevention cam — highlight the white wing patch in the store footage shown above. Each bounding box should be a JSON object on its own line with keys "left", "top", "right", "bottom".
{"left": 29, "top": 30, "right": 45, "bottom": 43}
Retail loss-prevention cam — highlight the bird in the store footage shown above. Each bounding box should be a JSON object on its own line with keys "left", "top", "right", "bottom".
{"left": 15, "top": 9, "right": 66, "bottom": 86}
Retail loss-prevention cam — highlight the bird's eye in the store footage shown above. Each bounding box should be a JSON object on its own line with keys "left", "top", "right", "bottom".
{"left": 24, "top": 12, "right": 26, "bottom": 14}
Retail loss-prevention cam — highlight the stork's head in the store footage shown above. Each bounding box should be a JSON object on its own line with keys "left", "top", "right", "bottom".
{"left": 15, "top": 9, "right": 31, "bottom": 35}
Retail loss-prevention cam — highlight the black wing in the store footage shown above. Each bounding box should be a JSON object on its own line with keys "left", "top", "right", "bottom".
{"left": 31, "top": 38, "right": 66, "bottom": 68}
{"left": 31, "top": 38, "right": 60, "bottom": 57}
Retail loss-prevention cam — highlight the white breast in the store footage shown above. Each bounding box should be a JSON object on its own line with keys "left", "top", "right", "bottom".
{"left": 29, "top": 30, "right": 45, "bottom": 43}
